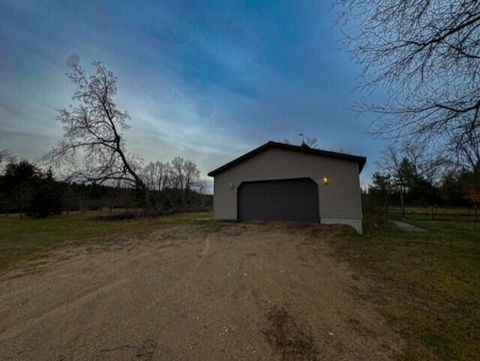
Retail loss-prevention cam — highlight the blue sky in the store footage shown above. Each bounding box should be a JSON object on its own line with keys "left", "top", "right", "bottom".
{"left": 0, "top": 0, "right": 387, "bottom": 188}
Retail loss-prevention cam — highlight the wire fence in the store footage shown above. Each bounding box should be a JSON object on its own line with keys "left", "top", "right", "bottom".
{"left": 387, "top": 206, "right": 479, "bottom": 222}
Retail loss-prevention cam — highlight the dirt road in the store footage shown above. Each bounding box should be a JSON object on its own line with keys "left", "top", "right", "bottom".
{"left": 0, "top": 223, "right": 403, "bottom": 360}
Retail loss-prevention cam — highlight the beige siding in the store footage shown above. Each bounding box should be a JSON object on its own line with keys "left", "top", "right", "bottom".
{"left": 212, "top": 148, "right": 362, "bottom": 223}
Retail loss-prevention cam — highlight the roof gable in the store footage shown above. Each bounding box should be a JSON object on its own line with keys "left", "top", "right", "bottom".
{"left": 208, "top": 141, "right": 366, "bottom": 176}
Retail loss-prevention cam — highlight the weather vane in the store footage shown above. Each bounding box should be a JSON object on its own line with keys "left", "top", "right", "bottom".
{"left": 299, "top": 133, "right": 305, "bottom": 144}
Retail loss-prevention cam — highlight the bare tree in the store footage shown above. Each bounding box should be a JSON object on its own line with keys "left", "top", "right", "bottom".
{"left": 379, "top": 146, "right": 408, "bottom": 216}
{"left": 195, "top": 179, "right": 209, "bottom": 194}
{"left": 338, "top": 0, "right": 480, "bottom": 170}
{"left": 402, "top": 141, "right": 450, "bottom": 185}
{"left": 183, "top": 159, "right": 200, "bottom": 191}
{"left": 142, "top": 161, "right": 169, "bottom": 191}
{"left": 0, "top": 150, "right": 15, "bottom": 174}
{"left": 47, "top": 62, "right": 145, "bottom": 189}
{"left": 450, "top": 126, "right": 480, "bottom": 170}
{"left": 0, "top": 150, "right": 8, "bottom": 163}
{"left": 283, "top": 135, "right": 318, "bottom": 147}
{"left": 379, "top": 141, "right": 449, "bottom": 215}
{"left": 170, "top": 157, "right": 185, "bottom": 189}
{"left": 162, "top": 162, "right": 173, "bottom": 189}
{"left": 303, "top": 136, "right": 318, "bottom": 148}
{"left": 142, "top": 158, "right": 200, "bottom": 193}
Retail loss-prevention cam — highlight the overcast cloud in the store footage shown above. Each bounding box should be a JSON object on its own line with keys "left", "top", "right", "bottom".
{"left": 0, "top": 0, "right": 388, "bottom": 189}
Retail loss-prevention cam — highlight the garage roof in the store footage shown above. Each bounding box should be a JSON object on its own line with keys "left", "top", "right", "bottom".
{"left": 208, "top": 141, "right": 367, "bottom": 176}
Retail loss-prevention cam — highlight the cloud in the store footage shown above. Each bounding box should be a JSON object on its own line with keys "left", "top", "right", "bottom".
{"left": 0, "top": 130, "right": 55, "bottom": 161}
{"left": 196, "top": 99, "right": 214, "bottom": 117}
{"left": 0, "top": 0, "right": 387, "bottom": 184}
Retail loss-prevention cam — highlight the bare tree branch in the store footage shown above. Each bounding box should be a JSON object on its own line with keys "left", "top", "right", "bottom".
{"left": 0, "top": 149, "right": 16, "bottom": 175}
{"left": 45, "top": 62, "right": 146, "bottom": 189}
{"left": 339, "top": 0, "right": 480, "bottom": 169}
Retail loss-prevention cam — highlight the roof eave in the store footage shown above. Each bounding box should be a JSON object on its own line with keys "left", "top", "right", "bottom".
{"left": 208, "top": 141, "right": 366, "bottom": 176}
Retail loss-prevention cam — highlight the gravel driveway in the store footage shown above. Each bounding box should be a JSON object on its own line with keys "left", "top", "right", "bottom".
{"left": 0, "top": 222, "right": 403, "bottom": 360}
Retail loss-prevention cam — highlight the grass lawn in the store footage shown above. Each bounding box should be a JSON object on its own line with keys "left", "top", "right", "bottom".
{"left": 0, "top": 211, "right": 214, "bottom": 271}
{"left": 332, "top": 213, "right": 480, "bottom": 361}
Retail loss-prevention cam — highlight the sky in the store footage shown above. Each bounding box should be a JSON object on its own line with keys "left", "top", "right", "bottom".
{"left": 0, "top": 0, "right": 388, "bottom": 190}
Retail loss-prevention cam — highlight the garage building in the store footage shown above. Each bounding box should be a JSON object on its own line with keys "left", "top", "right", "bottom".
{"left": 208, "top": 141, "right": 366, "bottom": 233}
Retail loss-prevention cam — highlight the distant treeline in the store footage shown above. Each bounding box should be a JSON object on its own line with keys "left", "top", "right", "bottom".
{"left": 364, "top": 158, "right": 480, "bottom": 214}
{"left": 0, "top": 159, "right": 212, "bottom": 217}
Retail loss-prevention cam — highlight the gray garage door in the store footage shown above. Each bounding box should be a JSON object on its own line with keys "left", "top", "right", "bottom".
{"left": 237, "top": 178, "right": 319, "bottom": 222}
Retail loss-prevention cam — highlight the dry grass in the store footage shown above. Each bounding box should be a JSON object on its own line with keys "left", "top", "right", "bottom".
{"left": 0, "top": 211, "right": 214, "bottom": 271}
{"left": 330, "top": 212, "right": 480, "bottom": 361}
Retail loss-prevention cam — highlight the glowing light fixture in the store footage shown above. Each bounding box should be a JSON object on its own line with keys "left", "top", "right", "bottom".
{"left": 322, "top": 177, "right": 329, "bottom": 185}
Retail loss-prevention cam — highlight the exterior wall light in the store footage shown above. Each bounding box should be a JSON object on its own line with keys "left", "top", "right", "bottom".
{"left": 228, "top": 182, "right": 235, "bottom": 190}
{"left": 322, "top": 177, "right": 329, "bottom": 185}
